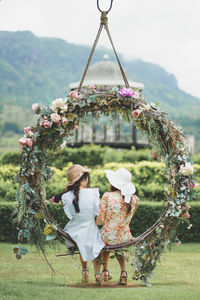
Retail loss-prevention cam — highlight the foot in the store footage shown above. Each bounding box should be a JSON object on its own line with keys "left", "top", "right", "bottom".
{"left": 95, "top": 272, "right": 104, "bottom": 286}
{"left": 82, "top": 268, "right": 89, "bottom": 283}
{"left": 102, "top": 269, "right": 112, "bottom": 281}
{"left": 119, "top": 271, "right": 127, "bottom": 285}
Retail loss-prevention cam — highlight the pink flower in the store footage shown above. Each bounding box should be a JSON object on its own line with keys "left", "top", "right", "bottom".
{"left": 182, "top": 206, "right": 187, "bottom": 211}
{"left": 119, "top": 88, "right": 135, "bottom": 98}
{"left": 27, "top": 131, "right": 34, "bottom": 137}
{"left": 26, "top": 138, "right": 33, "bottom": 147}
{"left": 18, "top": 137, "right": 33, "bottom": 148}
{"left": 89, "top": 84, "right": 96, "bottom": 90}
{"left": 189, "top": 182, "right": 195, "bottom": 189}
{"left": 42, "top": 119, "right": 51, "bottom": 128}
{"left": 50, "top": 113, "right": 61, "bottom": 123}
{"left": 24, "top": 127, "right": 32, "bottom": 134}
{"left": 183, "top": 212, "right": 190, "bottom": 218}
{"left": 150, "top": 150, "right": 158, "bottom": 158}
{"left": 50, "top": 197, "right": 56, "bottom": 204}
{"left": 18, "top": 137, "right": 27, "bottom": 147}
{"left": 68, "top": 90, "right": 79, "bottom": 99}
{"left": 62, "top": 117, "right": 68, "bottom": 126}
{"left": 32, "top": 103, "right": 40, "bottom": 113}
{"left": 132, "top": 109, "right": 141, "bottom": 118}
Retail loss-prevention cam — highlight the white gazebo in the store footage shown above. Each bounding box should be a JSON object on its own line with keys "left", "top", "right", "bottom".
{"left": 69, "top": 55, "right": 145, "bottom": 148}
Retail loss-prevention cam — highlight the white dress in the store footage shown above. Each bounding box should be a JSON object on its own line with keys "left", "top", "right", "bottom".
{"left": 61, "top": 188, "right": 105, "bottom": 262}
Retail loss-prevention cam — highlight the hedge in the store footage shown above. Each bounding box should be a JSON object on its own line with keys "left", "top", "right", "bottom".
{"left": 1, "top": 201, "right": 199, "bottom": 243}
{"left": 1, "top": 162, "right": 200, "bottom": 202}
{"left": 0, "top": 145, "right": 155, "bottom": 168}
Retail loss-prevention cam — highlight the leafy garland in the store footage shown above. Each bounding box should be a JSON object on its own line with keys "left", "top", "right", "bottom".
{"left": 14, "top": 86, "right": 195, "bottom": 285}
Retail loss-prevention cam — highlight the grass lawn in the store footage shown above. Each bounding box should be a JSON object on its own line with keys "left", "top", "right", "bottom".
{"left": 0, "top": 243, "right": 199, "bottom": 300}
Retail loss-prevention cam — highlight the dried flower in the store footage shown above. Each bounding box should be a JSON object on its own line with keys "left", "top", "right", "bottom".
{"left": 50, "top": 113, "right": 61, "bottom": 123}
{"left": 42, "top": 119, "right": 51, "bottom": 128}
{"left": 132, "top": 109, "right": 141, "bottom": 118}
{"left": 89, "top": 84, "right": 96, "bottom": 90}
{"left": 150, "top": 150, "right": 158, "bottom": 159}
{"left": 32, "top": 103, "right": 40, "bottom": 113}
{"left": 68, "top": 90, "right": 79, "bottom": 99}
{"left": 24, "top": 127, "right": 32, "bottom": 134}
{"left": 189, "top": 182, "right": 195, "bottom": 189}
{"left": 179, "top": 163, "right": 193, "bottom": 176}
{"left": 52, "top": 98, "right": 68, "bottom": 112}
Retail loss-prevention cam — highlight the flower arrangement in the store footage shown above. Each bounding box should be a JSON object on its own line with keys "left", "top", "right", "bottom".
{"left": 14, "top": 87, "right": 195, "bottom": 285}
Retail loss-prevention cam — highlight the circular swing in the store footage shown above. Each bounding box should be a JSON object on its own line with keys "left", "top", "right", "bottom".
{"left": 15, "top": 0, "right": 194, "bottom": 283}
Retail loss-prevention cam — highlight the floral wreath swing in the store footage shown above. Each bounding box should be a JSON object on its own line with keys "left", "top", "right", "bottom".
{"left": 14, "top": 0, "right": 195, "bottom": 286}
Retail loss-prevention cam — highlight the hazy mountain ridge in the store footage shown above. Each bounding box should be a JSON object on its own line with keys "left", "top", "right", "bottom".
{"left": 0, "top": 30, "right": 200, "bottom": 142}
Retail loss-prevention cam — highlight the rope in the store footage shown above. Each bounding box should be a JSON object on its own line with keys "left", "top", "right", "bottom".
{"left": 78, "top": 10, "right": 130, "bottom": 92}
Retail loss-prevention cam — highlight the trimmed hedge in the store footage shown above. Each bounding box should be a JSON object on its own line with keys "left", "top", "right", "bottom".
{"left": 1, "top": 201, "right": 199, "bottom": 243}
{"left": 1, "top": 162, "right": 200, "bottom": 202}
{"left": 0, "top": 145, "right": 154, "bottom": 168}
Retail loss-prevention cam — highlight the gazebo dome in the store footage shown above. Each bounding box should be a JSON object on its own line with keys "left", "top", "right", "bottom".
{"left": 69, "top": 55, "right": 144, "bottom": 90}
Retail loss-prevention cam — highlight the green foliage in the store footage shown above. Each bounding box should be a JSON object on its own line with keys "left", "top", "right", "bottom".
{"left": 1, "top": 201, "right": 199, "bottom": 243}
{"left": 52, "top": 145, "right": 155, "bottom": 168}
{"left": 0, "top": 162, "right": 200, "bottom": 202}
{"left": 52, "top": 144, "right": 106, "bottom": 168}
{"left": 0, "top": 164, "right": 19, "bottom": 182}
{"left": 0, "top": 151, "right": 20, "bottom": 165}
{"left": 0, "top": 203, "right": 18, "bottom": 242}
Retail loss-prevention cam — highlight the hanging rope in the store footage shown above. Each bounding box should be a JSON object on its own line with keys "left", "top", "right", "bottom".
{"left": 78, "top": 1, "right": 130, "bottom": 92}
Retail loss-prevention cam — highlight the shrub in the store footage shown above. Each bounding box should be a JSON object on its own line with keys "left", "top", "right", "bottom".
{"left": 0, "top": 151, "right": 21, "bottom": 165}
{"left": 1, "top": 201, "right": 199, "bottom": 243}
{"left": 0, "top": 179, "right": 18, "bottom": 202}
{"left": 0, "top": 164, "right": 19, "bottom": 182}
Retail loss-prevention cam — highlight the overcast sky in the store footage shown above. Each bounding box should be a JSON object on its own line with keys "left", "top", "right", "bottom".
{"left": 0, "top": 0, "right": 200, "bottom": 98}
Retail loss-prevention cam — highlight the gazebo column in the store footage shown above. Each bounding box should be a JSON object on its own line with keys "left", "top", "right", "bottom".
{"left": 132, "top": 124, "right": 137, "bottom": 144}
{"left": 92, "top": 120, "right": 96, "bottom": 142}
{"left": 115, "top": 120, "right": 120, "bottom": 141}
{"left": 81, "top": 126, "right": 84, "bottom": 142}
{"left": 103, "top": 125, "right": 107, "bottom": 141}
{"left": 75, "top": 129, "right": 79, "bottom": 142}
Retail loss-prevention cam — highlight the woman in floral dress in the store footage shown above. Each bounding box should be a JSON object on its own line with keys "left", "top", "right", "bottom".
{"left": 97, "top": 168, "right": 139, "bottom": 285}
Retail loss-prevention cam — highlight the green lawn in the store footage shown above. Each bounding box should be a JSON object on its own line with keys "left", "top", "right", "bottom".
{"left": 0, "top": 243, "right": 200, "bottom": 300}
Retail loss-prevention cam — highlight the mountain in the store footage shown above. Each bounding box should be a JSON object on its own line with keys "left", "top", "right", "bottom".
{"left": 0, "top": 30, "right": 200, "bottom": 149}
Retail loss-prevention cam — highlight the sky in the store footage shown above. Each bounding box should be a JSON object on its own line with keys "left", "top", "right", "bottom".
{"left": 0, "top": 0, "right": 200, "bottom": 98}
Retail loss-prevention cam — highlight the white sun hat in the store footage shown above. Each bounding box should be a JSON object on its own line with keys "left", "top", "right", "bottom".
{"left": 105, "top": 168, "right": 136, "bottom": 204}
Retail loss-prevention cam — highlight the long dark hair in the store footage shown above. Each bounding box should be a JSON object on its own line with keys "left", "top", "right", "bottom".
{"left": 110, "top": 185, "right": 132, "bottom": 214}
{"left": 53, "top": 172, "right": 90, "bottom": 213}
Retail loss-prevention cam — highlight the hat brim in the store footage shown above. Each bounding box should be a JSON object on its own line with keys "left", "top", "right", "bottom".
{"left": 105, "top": 169, "right": 136, "bottom": 194}
{"left": 105, "top": 170, "right": 124, "bottom": 190}
{"left": 67, "top": 168, "right": 90, "bottom": 186}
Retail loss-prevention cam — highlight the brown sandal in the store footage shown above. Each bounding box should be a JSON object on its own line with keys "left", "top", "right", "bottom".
{"left": 102, "top": 269, "right": 112, "bottom": 281}
{"left": 95, "top": 272, "right": 104, "bottom": 286}
{"left": 119, "top": 271, "right": 128, "bottom": 285}
{"left": 82, "top": 267, "right": 89, "bottom": 283}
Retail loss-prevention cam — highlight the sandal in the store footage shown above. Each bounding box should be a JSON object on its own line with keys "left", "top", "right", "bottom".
{"left": 95, "top": 272, "right": 104, "bottom": 286}
{"left": 119, "top": 271, "right": 128, "bottom": 285}
{"left": 102, "top": 269, "right": 112, "bottom": 281}
{"left": 82, "top": 267, "right": 89, "bottom": 283}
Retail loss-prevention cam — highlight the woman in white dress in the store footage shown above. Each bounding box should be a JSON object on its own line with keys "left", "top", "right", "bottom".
{"left": 53, "top": 164, "right": 105, "bottom": 285}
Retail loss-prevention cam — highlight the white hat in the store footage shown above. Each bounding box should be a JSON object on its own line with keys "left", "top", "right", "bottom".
{"left": 105, "top": 168, "right": 136, "bottom": 204}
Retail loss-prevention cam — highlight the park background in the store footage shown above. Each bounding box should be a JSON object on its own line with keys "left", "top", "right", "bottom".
{"left": 0, "top": 0, "right": 200, "bottom": 299}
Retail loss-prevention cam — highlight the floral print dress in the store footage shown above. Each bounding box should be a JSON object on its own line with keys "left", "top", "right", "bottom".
{"left": 97, "top": 191, "right": 139, "bottom": 245}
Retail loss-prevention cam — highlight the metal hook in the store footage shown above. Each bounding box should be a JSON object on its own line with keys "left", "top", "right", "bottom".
{"left": 97, "top": 0, "right": 113, "bottom": 13}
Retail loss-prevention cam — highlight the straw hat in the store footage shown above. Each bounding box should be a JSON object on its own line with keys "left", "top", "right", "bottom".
{"left": 66, "top": 164, "right": 90, "bottom": 186}
{"left": 105, "top": 168, "right": 136, "bottom": 203}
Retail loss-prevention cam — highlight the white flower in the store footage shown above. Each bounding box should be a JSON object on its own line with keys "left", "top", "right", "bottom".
{"left": 133, "top": 91, "right": 140, "bottom": 99}
{"left": 51, "top": 98, "right": 68, "bottom": 112}
{"left": 141, "top": 103, "right": 151, "bottom": 111}
{"left": 179, "top": 163, "right": 193, "bottom": 176}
